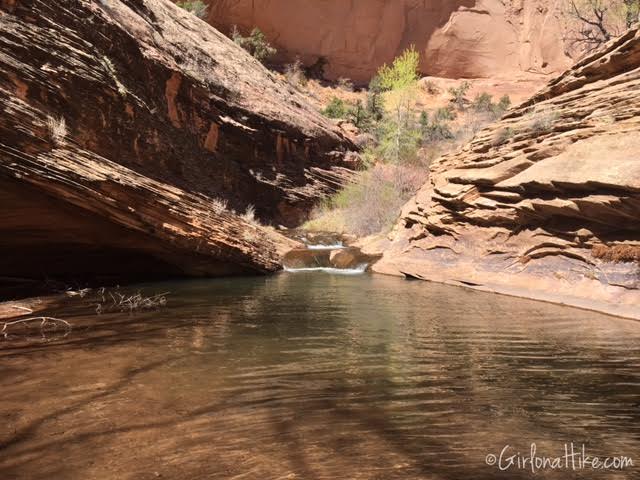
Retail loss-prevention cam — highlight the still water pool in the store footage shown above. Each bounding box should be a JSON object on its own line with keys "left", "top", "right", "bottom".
{"left": 1, "top": 273, "right": 639, "bottom": 479}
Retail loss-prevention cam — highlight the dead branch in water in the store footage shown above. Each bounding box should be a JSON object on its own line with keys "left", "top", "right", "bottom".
{"left": 1, "top": 316, "right": 72, "bottom": 339}
{"left": 95, "top": 288, "right": 170, "bottom": 314}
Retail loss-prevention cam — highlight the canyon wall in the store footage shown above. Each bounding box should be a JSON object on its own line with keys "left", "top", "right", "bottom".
{"left": 0, "top": 0, "right": 355, "bottom": 297}
{"left": 206, "top": 0, "right": 574, "bottom": 83}
{"left": 374, "top": 29, "right": 640, "bottom": 320}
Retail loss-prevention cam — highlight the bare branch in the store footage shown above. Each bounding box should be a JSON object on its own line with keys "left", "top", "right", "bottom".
{"left": 2, "top": 317, "right": 72, "bottom": 339}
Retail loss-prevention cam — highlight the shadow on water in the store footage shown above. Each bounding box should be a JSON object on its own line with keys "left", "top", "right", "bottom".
{"left": 1, "top": 273, "right": 639, "bottom": 479}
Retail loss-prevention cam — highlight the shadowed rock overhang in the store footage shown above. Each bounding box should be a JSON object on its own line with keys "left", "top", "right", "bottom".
{"left": 0, "top": 0, "right": 357, "bottom": 298}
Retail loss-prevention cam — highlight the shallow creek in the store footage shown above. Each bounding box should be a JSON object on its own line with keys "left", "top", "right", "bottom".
{"left": 1, "top": 272, "right": 639, "bottom": 479}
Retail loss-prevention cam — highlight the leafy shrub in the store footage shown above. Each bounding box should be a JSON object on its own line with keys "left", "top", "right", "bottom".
{"left": 368, "top": 74, "right": 385, "bottom": 94}
{"left": 419, "top": 111, "right": 455, "bottom": 143}
{"left": 232, "top": 26, "right": 276, "bottom": 64}
{"left": 322, "top": 97, "right": 349, "bottom": 119}
{"left": 449, "top": 81, "right": 471, "bottom": 110}
{"left": 372, "top": 46, "right": 422, "bottom": 164}
{"left": 177, "top": 0, "right": 208, "bottom": 18}
{"left": 473, "top": 92, "right": 512, "bottom": 119}
{"left": 497, "top": 94, "right": 512, "bottom": 112}
{"left": 495, "top": 126, "right": 516, "bottom": 144}
{"left": 373, "top": 114, "right": 422, "bottom": 165}
{"left": 473, "top": 92, "right": 493, "bottom": 112}
{"left": 306, "top": 164, "right": 427, "bottom": 236}
{"left": 435, "top": 106, "right": 456, "bottom": 121}
{"left": 528, "top": 107, "right": 558, "bottom": 133}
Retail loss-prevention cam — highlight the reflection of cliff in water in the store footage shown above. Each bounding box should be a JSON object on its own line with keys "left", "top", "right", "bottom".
{"left": 1, "top": 274, "right": 639, "bottom": 479}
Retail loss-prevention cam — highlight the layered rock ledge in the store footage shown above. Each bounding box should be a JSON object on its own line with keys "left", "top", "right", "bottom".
{"left": 0, "top": 0, "right": 355, "bottom": 297}
{"left": 375, "top": 29, "right": 640, "bottom": 320}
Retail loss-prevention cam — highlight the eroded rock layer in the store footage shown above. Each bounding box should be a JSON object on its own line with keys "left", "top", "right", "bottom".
{"left": 375, "top": 29, "right": 640, "bottom": 319}
{"left": 206, "top": 0, "right": 573, "bottom": 83}
{"left": 0, "top": 0, "right": 355, "bottom": 296}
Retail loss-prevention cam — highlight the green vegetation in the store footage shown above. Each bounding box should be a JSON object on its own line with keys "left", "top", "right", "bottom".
{"left": 305, "top": 165, "right": 427, "bottom": 236}
{"left": 449, "top": 81, "right": 471, "bottom": 110}
{"left": 322, "top": 97, "right": 350, "bottom": 119}
{"left": 322, "top": 95, "right": 378, "bottom": 131}
{"left": 420, "top": 109, "right": 455, "bottom": 143}
{"left": 176, "top": 1, "right": 208, "bottom": 19}
{"left": 371, "top": 46, "right": 422, "bottom": 164}
{"left": 472, "top": 92, "right": 512, "bottom": 118}
{"left": 472, "top": 92, "right": 493, "bottom": 112}
{"left": 377, "top": 47, "right": 420, "bottom": 91}
{"left": 311, "top": 53, "right": 514, "bottom": 237}
{"left": 232, "top": 26, "right": 277, "bottom": 64}
{"left": 347, "top": 101, "right": 371, "bottom": 130}
{"left": 311, "top": 47, "right": 426, "bottom": 235}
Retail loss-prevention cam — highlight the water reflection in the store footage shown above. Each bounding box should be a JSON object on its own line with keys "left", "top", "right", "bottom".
{"left": 1, "top": 273, "right": 639, "bottom": 479}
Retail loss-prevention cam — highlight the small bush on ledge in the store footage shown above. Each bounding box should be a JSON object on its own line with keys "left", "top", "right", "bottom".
{"left": 232, "top": 26, "right": 277, "bottom": 64}
{"left": 322, "top": 97, "right": 349, "bottom": 119}
{"left": 176, "top": 1, "right": 208, "bottom": 19}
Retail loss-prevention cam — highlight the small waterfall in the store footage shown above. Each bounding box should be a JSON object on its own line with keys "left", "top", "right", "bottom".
{"left": 282, "top": 233, "right": 376, "bottom": 275}
{"left": 284, "top": 264, "right": 368, "bottom": 275}
{"left": 306, "top": 243, "right": 345, "bottom": 251}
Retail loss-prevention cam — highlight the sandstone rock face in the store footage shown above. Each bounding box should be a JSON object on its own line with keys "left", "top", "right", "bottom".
{"left": 0, "top": 0, "right": 355, "bottom": 297}
{"left": 206, "top": 0, "right": 573, "bottom": 83}
{"left": 375, "top": 29, "right": 640, "bottom": 320}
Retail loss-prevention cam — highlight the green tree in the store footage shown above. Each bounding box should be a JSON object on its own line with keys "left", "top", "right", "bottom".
{"left": 377, "top": 46, "right": 420, "bottom": 91}
{"left": 365, "top": 91, "right": 384, "bottom": 123}
{"left": 347, "top": 100, "right": 371, "bottom": 130}
{"left": 375, "top": 46, "right": 422, "bottom": 164}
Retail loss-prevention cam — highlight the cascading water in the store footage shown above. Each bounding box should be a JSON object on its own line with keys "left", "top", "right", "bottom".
{"left": 283, "top": 264, "right": 369, "bottom": 275}
{"left": 305, "top": 243, "right": 345, "bottom": 251}
{"left": 282, "top": 233, "right": 377, "bottom": 275}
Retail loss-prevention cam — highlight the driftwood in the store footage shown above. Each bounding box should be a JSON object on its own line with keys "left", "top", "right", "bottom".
{"left": 96, "top": 289, "right": 170, "bottom": 314}
{"left": 1, "top": 316, "right": 72, "bottom": 339}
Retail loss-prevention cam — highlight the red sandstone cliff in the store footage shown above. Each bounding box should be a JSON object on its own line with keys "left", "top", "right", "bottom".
{"left": 206, "top": 0, "right": 574, "bottom": 83}
{"left": 374, "top": 29, "right": 640, "bottom": 320}
{"left": 0, "top": 0, "right": 356, "bottom": 297}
